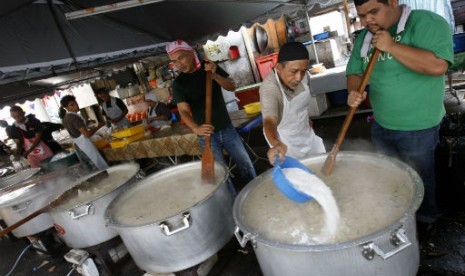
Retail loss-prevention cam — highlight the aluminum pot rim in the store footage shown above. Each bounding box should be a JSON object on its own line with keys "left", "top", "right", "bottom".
{"left": 50, "top": 162, "right": 140, "bottom": 213}
{"left": 0, "top": 168, "right": 41, "bottom": 191}
{"left": 105, "top": 161, "right": 229, "bottom": 228}
{"left": 0, "top": 180, "right": 48, "bottom": 208}
{"left": 233, "top": 151, "right": 424, "bottom": 252}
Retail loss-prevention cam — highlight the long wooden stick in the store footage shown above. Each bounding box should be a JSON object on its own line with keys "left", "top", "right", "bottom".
{"left": 201, "top": 71, "right": 214, "bottom": 183}
{"left": 321, "top": 48, "right": 381, "bottom": 176}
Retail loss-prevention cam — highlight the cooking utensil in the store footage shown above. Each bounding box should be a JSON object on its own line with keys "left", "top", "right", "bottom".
{"left": 0, "top": 170, "right": 109, "bottom": 237}
{"left": 201, "top": 70, "right": 214, "bottom": 183}
{"left": 272, "top": 156, "right": 314, "bottom": 203}
{"left": 322, "top": 48, "right": 381, "bottom": 176}
{"left": 105, "top": 161, "right": 233, "bottom": 274}
{"left": 255, "top": 25, "right": 268, "bottom": 54}
{"left": 233, "top": 152, "right": 422, "bottom": 276}
{"left": 0, "top": 168, "right": 41, "bottom": 190}
{"left": 50, "top": 163, "right": 139, "bottom": 248}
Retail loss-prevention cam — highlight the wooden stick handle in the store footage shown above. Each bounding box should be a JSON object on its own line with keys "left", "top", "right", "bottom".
{"left": 322, "top": 48, "right": 381, "bottom": 175}
{"left": 205, "top": 71, "right": 212, "bottom": 125}
{"left": 334, "top": 48, "right": 380, "bottom": 149}
{"left": 205, "top": 71, "right": 212, "bottom": 151}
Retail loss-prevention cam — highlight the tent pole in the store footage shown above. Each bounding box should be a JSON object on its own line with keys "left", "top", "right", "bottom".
{"left": 304, "top": 3, "right": 320, "bottom": 65}
{"left": 342, "top": 0, "right": 353, "bottom": 51}
{"left": 47, "top": 0, "right": 79, "bottom": 68}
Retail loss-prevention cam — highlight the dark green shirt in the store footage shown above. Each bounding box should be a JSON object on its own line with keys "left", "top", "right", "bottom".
{"left": 172, "top": 63, "right": 232, "bottom": 131}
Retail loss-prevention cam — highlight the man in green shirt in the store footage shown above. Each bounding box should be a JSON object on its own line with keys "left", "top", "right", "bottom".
{"left": 347, "top": 0, "right": 453, "bottom": 225}
{"left": 166, "top": 40, "right": 256, "bottom": 189}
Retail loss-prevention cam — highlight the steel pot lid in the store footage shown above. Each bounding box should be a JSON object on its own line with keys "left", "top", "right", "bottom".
{"left": 0, "top": 168, "right": 41, "bottom": 191}
{"left": 52, "top": 163, "right": 140, "bottom": 212}
{"left": 106, "top": 161, "right": 228, "bottom": 228}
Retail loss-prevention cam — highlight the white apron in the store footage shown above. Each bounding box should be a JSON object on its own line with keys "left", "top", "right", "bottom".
{"left": 70, "top": 113, "right": 109, "bottom": 170}
{"left": 103, "top": 97, "right": 130, "bottom": 128}
{"left": 267, "top": 70, "right": 326, "bottom": 159}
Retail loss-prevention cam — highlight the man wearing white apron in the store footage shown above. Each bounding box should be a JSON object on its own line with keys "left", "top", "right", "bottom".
{"left": 95, "top": 88, "right": 130, "bottom": 128}
{"left": 260, "top": 42, "right": 326, "bottom": 164}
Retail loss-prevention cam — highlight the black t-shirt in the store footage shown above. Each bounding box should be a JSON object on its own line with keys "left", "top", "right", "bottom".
{"left": 10, "top": 117, "right": 44, "bottom": 140}
{"left": 172, "top": 63, "right": 232, "bottom": 131}
{"left": 63, "top": 113, "right": 86, "bottom": 139}
{"left": 148, "top": 102, "right": 172, "bottom": 120}
{"left": 101, "top": 97, "right": 127, "bottom": 117}
{"left": 10, "top": 116, "right": 62, "bottom": 153}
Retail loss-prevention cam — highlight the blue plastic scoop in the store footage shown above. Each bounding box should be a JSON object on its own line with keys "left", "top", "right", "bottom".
{"left": 272, "top": 156, "right": 314, "bottom": 203}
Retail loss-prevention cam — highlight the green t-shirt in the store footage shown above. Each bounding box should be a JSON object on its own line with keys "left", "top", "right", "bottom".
{"left": 172, "top": 63, "right": 232, "bottom": 131}
{"left": 346, "top": 9, "right": 454, "bottom": 131}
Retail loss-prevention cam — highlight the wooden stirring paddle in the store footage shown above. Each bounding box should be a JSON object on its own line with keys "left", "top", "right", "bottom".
{"left": 322, "top": 48, "right": 381, "bottom": 176}
{"left": 201, "top": 71, "right": 214, "bottom": 183}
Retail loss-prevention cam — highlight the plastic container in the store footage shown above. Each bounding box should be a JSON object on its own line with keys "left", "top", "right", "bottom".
{"left": 229, "top": 46, "right": 240, "bottom": 59}
{"left": 111, "top": 125, "right": 145, "bottom": 139}
{"left": 243, "top": 102, "right": 261, "bottom": 114}
{"left": 42, "top": 152, "right": 80, "bottom": 171}
{"left": 110, "top": 132, "right": 145, "bottom": 149}
{"left": 255, "top": 52, "right": 279, "bottom": 81}
{"left": 328, "top": 89, "right": 348, "bottom": 106}
{"left": 313, "top": 31, "right": 330, "bottom": 41}
{"left": 453, "top": 33, "right": 465, "bottom": 53}
{"left": 272, "top": 156, "right": 314, "bottom": 203}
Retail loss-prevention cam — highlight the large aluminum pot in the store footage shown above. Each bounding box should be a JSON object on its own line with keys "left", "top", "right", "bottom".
{"left": 0, "top": 168, "right": 41, "bottom": 190}
{"left": 49, "top": 163, "right": 140, "bottom": 249}
{"left": 0, "top": 165, "right": 84, "bottom": 237}
{"left": 233, "top": 152, "right": 423, "bottom": 276}
{"left": 105, "top": 161, "right": 234, "bottom": 274}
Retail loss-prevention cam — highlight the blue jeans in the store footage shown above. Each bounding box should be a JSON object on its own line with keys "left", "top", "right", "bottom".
{"left": 198, "top": 124, "right": 257, "bottom": 193}
{"left": 371, "top": 121, "right": 441, "bottom": 223}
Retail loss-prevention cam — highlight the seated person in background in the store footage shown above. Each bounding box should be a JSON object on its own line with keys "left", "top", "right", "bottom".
{"left": 144, "top": 92, "right": 172, "bottom": 130}
{"left": 59, "top": 95, "right": 109, "bottom": 171}
{"left": 9, "top": 106, "right": 53, "bottom": 168}
{"left": 95, "top": 88, "right": 130, "bottom": 128}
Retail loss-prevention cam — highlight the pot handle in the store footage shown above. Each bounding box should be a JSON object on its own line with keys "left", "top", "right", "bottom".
{"left": 11, "top": 201, "right": 32, "bottom": 213}
{"left": 136, "top": 170, "right": 146, "bottom": 180}
{"left": 234, "top": 226, "right": 255, "bottom": 248}
{"left": 361, "top": 226, "right": 411, "bottom": 260}
{"left": 69, "top": 203, "right": 94, "bottom": 220}
{"left": 159, "top": 212, "right": 191, "bottom": 236}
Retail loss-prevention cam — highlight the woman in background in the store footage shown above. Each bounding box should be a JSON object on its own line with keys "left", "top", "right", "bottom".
{"left": 59, "top": 95, "right": 108, "bottom": 170}
{"left": 144, "top": 92, "right": 172, "bottom": 131}
{"left": 9, "top": 106, "right": 53, "bottom": 168}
